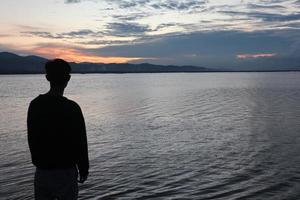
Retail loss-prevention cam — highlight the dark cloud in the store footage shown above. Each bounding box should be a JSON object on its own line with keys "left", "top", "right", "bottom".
{"left": 149, "top": 0, "right": 207, "bottom": 10}
{"left": 60, "top": 29, "right": 103, "bottom": 37}
{"left": 17, "top": 25, "right": 42, "bottom": 30}
{"left": 95, "top": 30, "right": 290, "bottom": 57}
{"left": 247, "top": 3, "right": 285, "bottom": 10}
{"left": 110, "top": 0, "right": 151, "bottom": 9}
{"left": 153, "top": 23, "right": 179, "bottom": 31}
{"left": 21, "top": 31, "right": 63, "bottom": 39}
{"left": 107, "top": 0, "right": 207, "bottom": 11}
{"left": 252, "top": 13, "right": 300, "bottom": 22}
{"left": 259, "top": 0, "right": 286, "bottom": 3}
{"left": 65, "top": 0, "right": 81, "bottom": 3}
{"left": 85, "top": 30, "right": 300, "bottom": 69}
{"left": 79, "top": 40, "right": 131, "bottom": 45}
{"left": 221, "top": 11, "right": 300, "bottom": 22}
{"left": 111, "top": 13, "right": 150, "bottom": 21}
{"left": 105, "top": 22, "right": 151, "bottom": 36}
{"left": 118, "top": 1, "right": 138, "bottom": 8}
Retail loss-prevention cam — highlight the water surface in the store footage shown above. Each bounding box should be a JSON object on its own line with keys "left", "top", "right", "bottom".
{"left": 1, "top": 72, "right": 300, "bottom": 199}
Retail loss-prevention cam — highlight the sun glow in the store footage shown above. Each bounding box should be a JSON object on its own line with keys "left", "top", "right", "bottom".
{"left": 33, "top": 47, "right": 143, "bottom": 63}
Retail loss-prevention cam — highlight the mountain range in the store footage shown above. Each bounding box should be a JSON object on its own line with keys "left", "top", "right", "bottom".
{"left": 0, "top": 52, "right": 299, "bottom": 74}
{"left": 0, "top": 52, "right": 213, "bottom": 74}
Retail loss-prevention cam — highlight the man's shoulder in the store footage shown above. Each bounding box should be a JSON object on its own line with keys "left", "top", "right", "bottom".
{"left": 65, "top": 98, "right": 81, "bottom": 110}
{"left": 29, "top": 95, "right": 43, "bottom": 106}
{"left": 29, "top": 95, "right": 79, "bottom": 108}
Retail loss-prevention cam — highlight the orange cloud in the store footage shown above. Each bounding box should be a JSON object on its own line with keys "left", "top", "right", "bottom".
{"left": 32, "top": 47, "right": 143, "bottom": 63}
{"left": 237, "top": 53, "right": 276, "bottom": 59}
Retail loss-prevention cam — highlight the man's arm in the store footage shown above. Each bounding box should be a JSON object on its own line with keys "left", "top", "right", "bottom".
{"left": 75, "top": 104, "right": 89, "bottom": 183}
{"left": 27, "top": 102, "right": 35, "bottom": 157}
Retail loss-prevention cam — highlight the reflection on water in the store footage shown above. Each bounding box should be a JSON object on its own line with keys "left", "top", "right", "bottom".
{"left": 1, "top": 72, "right": 300, "bottom": 199}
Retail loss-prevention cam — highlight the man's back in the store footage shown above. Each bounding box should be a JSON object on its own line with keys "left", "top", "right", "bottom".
{"left": 27, "top": 94, "right": 89, "bottom": 176}
{"left": 27, "top": 59, "right": 88, "bottom": 199}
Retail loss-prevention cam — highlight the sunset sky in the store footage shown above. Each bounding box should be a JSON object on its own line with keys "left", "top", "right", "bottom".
{"left": 0, "top": 0, "right": 300, "bottom": 69}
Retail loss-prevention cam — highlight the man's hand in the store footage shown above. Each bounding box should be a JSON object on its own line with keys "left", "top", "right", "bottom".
{"left": 78, "top": 174, "right": 88, "bottom": 183}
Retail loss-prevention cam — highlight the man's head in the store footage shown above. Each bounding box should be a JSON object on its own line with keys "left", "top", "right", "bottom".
{"left": 45, "top": 59, "right": 71, "bottom": 87}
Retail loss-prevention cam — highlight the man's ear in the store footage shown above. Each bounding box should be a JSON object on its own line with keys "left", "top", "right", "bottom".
{"left": 45, "top": 74, "right": 50, "bottom": 82}
{"left": 67, "top": 74, "right": 71, "bottom": 82}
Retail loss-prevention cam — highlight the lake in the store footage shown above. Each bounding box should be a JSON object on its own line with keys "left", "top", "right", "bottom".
{"left": 1, "top": 72, "right": 300, "bottom": 199}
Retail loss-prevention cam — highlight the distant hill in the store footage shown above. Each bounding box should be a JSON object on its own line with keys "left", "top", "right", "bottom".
{"left": 0, "top": 52, "right": 48, "bottom": 74}
{"left": 0, "top": 52, "right": 211, "bottom": 74}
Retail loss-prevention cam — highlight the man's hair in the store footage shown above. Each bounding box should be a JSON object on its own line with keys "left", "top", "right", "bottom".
{"left": 45, "top": 59, "right": 71, "bottom": 85}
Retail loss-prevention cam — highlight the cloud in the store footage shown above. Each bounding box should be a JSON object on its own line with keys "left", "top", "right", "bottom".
{"left": 16, "top": 25, "right": 43, "bottom": 30}
{"left": 0, "top": 34, "right": 10, "bottom": 37}
{"left": 4, "top": 0, "right": 300, "bottom": 69}
{"left": 105, "top": 22, "right": 151, "bottom": 36}
{"left": 0, "top": 43, "right": 21, "bottom": 53}
{"left": 237, "top": 53, "right": 277, "bottom": 59}
{"left": 22, "top": 29, "right": 103, "bottom": 39}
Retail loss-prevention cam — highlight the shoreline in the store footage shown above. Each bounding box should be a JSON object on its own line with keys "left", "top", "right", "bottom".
{"left": 0, "top": 70, "right": 300, "bottom": 75}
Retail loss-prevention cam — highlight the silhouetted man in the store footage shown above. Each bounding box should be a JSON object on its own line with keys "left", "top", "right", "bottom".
{"left": 27, "top": 59, "right": 89, "bottom": 200}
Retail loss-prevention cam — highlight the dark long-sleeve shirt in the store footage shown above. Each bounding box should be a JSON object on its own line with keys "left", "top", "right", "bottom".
{"left": 27, "top": 94, "right": 89, "bottom": 176}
